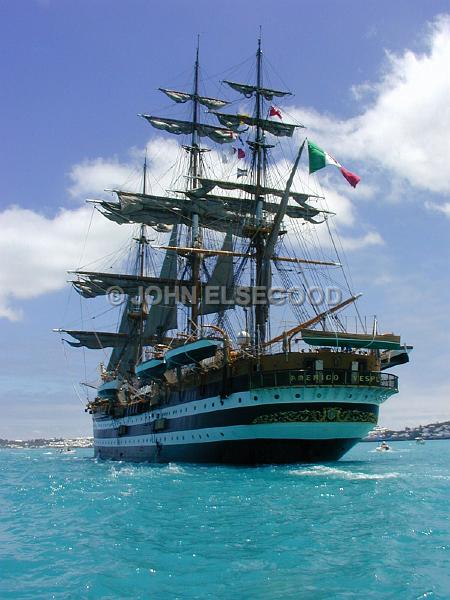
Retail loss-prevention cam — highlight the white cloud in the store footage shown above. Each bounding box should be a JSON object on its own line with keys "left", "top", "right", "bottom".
{"left": 68, "top": 138, "right": 182, "bottom": 199}
{"left": 0, "top": 205, "right": 131, "bottom": 320}
{"left": 338, "top": 231, "right": 384, "bottom": 251}
{"left": 0, "top": 136, "right": 186, "bottom": 322}
{"left": 425, "top": 200, "right": 450, "bottom": 217}
{"left": 292, "top": 15, "right": 450, "bottom": 197}
{"left": 68, "top": 158, "right": 133, "bottom": 199}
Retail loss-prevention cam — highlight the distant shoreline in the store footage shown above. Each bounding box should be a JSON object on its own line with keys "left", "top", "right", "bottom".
{"left": 2, "top": 422, "right": 450, "bottom": 449}
{"left": 0, "top": 437, "right": 93, "bottom": 449}
{"left": 363, "top": 420, "right": 450, "bottom": 442}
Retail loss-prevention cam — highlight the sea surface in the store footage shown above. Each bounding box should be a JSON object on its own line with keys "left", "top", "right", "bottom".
{"left": 0, "top": 441, "right": 449, "bottom": 599}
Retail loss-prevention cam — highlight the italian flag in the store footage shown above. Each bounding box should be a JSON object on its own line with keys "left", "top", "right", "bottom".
{"left": 308, "top": 140, "right": 360, "bottom": 188}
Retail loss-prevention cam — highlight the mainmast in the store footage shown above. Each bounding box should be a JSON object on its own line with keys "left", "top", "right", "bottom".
{"left": 189, "top": 37, "right": 201, "bottom": 335}
{"left": 253, "top": 33, "right": 268, "bottom": 349}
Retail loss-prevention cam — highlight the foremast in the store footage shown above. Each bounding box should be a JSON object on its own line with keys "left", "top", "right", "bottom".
{"left": 136, "top": 156, "right": 148, "bottom": 363}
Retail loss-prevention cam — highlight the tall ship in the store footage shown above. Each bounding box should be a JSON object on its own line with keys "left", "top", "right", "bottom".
{"left": 56, "top": 39, "right": 411, "bottom": 463}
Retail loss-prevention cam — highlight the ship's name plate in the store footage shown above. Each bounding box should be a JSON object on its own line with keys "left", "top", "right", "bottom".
{"left": 288, "top": 373, "right": 381, "bottom": 385}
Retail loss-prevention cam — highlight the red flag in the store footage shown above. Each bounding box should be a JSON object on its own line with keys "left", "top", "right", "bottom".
{"left": 269, "top": 106, "right": 282, "bottom": 119}
{"left": 340, "top": 166, "right": 361, "bottom": 188}
{"left": 237, "top": 148, "right": 246, "bottom": 159}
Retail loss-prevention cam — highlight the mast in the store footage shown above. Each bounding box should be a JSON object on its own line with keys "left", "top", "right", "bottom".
{"left": 253, "top": 32, "right": 267, "bottom": 350}
{"left": 189, "top": 36, "right": 201, "bottom": 335}
{"left": 136, "top": 155, "right": 148, "bottom": 361}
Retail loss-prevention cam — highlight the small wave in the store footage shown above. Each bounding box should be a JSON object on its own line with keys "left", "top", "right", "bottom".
{"left": 289, "top": 465, "right": 400, "bottom": 480}
{"left": 165, "top": 463, "right": 186, "bottom": 475}
{"left": 108, "top": 465, "right": 140, "bottom": 478}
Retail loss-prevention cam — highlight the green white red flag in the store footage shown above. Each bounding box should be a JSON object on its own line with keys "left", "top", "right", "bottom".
{"left": 307, "top": 140, "right": 360, "bottom": 188}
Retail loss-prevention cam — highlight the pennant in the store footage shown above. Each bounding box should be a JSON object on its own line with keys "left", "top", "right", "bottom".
{"left": 237, "top": 168, "right": 248, "bottom": 178}
{"left": 237, "top": 148, "right": 246, "bottom": 159}
{"left": 269, "top": 106, "right": 282, "bottom": 119}
{"left": 307, "top": 140, "right": 360, "bottom": 188}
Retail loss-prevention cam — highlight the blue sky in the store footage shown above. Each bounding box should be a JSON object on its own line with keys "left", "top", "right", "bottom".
{"left": 1, "top": 0, "right": 449, "bottom": 438}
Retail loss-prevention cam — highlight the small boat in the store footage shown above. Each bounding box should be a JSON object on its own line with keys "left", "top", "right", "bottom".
{"left": 97, "top": 378, "right": 122, "bottom": 399}
{"left": 59, "top": 447, "right": 75, "bottom": 453}
{"left": 135, "top": 358, "right": 166, "bottom": 382}
{"left": 301, "top": 329, "right": 402, "bottom": 350}
{"left": 415, "top": 436, "right": 425, "bottom": 445}
{"left": 376, "top": 441, "right": 391, "bottom": 452}
{"left": 165, "top": 339, "right": 222, "bottom": 368}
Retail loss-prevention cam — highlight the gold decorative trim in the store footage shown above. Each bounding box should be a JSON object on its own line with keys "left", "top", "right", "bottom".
{"left": 252, "top": 407, "right": 377, "bottom": 425}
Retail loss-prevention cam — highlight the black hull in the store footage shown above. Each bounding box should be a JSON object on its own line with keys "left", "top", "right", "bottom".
{"left": 94, "top": 437, "right": 359, "bottom": 465}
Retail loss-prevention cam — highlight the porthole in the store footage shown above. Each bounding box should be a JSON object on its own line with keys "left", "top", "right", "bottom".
{"left": 295, "top": 393, "right": 300, "bottom": 398}
{"left": 212, "top": 403, "right": 215, "bottom": 407}
{"left": 348, "top": 394, "right": 353, "bottom": 398}
{"left": 317, "top": 393, "right": 322, "bottom": 398}
{"left": 194, "top": 406, "right": 196, "bottom": 410}
{"left": 274, "top": 394, "right": 280, "bottom": 399}
{"left": 220, "top": 432, "right": 224, "bottom": 437}
{"left": 238, "top": 398, "right": 242, "bottom": 403}
{"left": 204, "top": 404, "right": 207, "bottom": 409}
{"left": 253, "top": 396, "right": 258, "bottom": 401}
{"left": 206, "top": 433, "right": 209, "bottom": 438}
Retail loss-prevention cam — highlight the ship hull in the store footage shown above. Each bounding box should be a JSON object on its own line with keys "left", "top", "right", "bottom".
{"left": 93, "top": 384, "right": 394, "bottom": 464}
{"left": 94, "top": 437, "right": 359, "bottom": 464}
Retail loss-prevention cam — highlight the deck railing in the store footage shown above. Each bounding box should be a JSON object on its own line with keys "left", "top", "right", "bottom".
{"left": 250, "top": 369, "right": 398, "bottom": 390}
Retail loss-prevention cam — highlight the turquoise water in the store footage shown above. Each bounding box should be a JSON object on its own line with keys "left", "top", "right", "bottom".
{"left": 1, "top": 442, "right": 449, "bottom": 599}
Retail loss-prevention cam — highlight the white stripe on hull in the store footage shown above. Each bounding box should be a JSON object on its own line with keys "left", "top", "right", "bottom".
{"left": 94, "top": 422, "right": 374, "bottom": 448}
{"left": 93, "top": 385, "right": 393, "bottom": 431}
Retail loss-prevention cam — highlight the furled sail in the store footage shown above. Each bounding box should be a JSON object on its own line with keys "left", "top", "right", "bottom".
{"left": 96, "top": 184, "right": 325, "bottom": 234}
{"left": 223, "top": 80, "right": 292, "bottom": 101}
{"left": 58, "top": 329, "right": 182, "bottom": 350}
{"left": 186, "top": 193, "right": 323, "bottom": 221}
{"left": 141, "top": 115, "right": 237, "bottom": 144}
{"left": 213, "top": 112, "right": 302, "bottom": 137}
{"left": 143, "top": 224, "right": 179, "bottom": 340}
{"left": 159, "top": 88, "right": 229, "bottom": 110}
{"left": 191, "top": 177, "right": 319, "bottom": 204}
{"left": 61, "top": 330, "right": 130, "bottom": 349}
{"left": 201, "top": 230, "right": 235, "bottom": 315}
{"left": 72, "top": 270, "right": 191, "bottom": 299}
{"left": 96, "top": 198, "right": 248, "bottom": 236}
{"left": 117, "top": 189, "right": 323, "bottom": 221}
